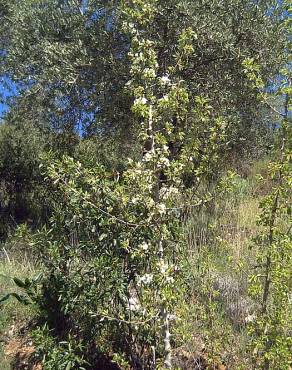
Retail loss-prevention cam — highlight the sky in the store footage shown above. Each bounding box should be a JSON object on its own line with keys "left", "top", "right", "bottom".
{"left": 0, "top": 76, "right": 18, "bottom": 120}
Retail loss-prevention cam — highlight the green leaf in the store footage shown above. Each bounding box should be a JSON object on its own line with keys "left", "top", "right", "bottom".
{"left": 0, "top": 293, "right": 30, "bottom": 306}
{"left": 0, "top": 294, "right": 11, "bottom": 305}
{"left": 13, "top": 277, "right": 27, "bottom": 288}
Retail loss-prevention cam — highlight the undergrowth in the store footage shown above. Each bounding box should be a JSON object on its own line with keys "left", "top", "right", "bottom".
{"left": 0, "top": 244, "right": 37, "bottom": 368}
{"left": 0, "top": 159, "right": 286, "bottom": 369}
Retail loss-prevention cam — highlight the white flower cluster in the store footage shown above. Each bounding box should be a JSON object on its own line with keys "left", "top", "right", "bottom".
{"left": 131, "top": 196, "right": 139, "bottom": 204}
{"left": 162, "top": 145, "right": 169, "bottom": 153}
{"left": 128, "top": 296, "right": 140, "bottom": 311}
{"left": 160, "top": 94, "right": 169, "bottom": 102}
{"left": 123, "top": 22, "right": 138, "bottom": 35}
{"left": 127, "top": 22, "right": 135, "bottom": 31}
{"left": 160, "top": 186, "right": 179, "bottom": 200}
{"left": 139, "top": 241, "right": 149, "bottom": 251}
{"left": 160, "top": 75, "right": 171, "bottom": 85}
{"left": 134, "top": 96, "right": 148, "bottom": 106}
{"left": 143, "top": 150, "right": 154, "bottom": 162}
{"left": 165, "top": 276, "right": 174, "bottom": 284}
{"left": 157, "top": 156, "right": 170, "bottom": 168}
{"left": 167, "top": 314, "right": 176, "bottom": 321}
{"left": 143, "top": 67, "right": 156, "bottom": 79}
{"left": 157, "top": 261, "right": 176, "bottom": 284}
{"left": 158, "top": 260, "right": 168, "bottom": 274}
{"left": 157, "top": 203, "right": 167, "bottom": 215}
{"left": 137, "top": 273, "right": 153, "bottom": 286}
{"left": 134, "top": 52, "right": 144, "bottom": 59}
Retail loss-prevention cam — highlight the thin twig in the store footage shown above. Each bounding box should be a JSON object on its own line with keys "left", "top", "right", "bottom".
{"left": 264, "top": 100, "right": 285, "bottom": 118}
{"left": 2, "top": 248, "right": 11, "bottom": 264}
{"left": 89, "top": 312, "right": 159, "bottom": 326}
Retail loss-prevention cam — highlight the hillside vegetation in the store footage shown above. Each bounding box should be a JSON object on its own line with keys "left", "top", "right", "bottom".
{"left": 0, "top": 1, "right": 291, "bottom": 369}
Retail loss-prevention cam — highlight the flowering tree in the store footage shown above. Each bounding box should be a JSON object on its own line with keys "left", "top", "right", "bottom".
{"left": 2, "top": 1, "right": 289, "bottom": 369}
{"left": 21, "top": 1, "right": 230, "bottom": 368}
{"left": 120, "top": 0, "right": 231, "bottom": 366}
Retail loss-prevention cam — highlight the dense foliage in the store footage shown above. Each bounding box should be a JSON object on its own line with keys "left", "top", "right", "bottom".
{"left": 0, "top": 0, "right": 291, "bottom": 369}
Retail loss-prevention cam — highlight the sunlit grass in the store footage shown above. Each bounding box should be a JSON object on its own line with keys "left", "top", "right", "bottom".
{"left": 0, "top": 248, "right": 37, "bottom": 368}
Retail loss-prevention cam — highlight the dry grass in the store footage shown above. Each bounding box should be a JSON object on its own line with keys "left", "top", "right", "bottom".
{"left": 177, "top": 169, "right": 263, "bottom": 368}
{"left": 0, "top": 248, "right": 37, "bottom": 368}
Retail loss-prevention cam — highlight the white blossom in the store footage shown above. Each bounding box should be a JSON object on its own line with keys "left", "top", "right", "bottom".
{"left": 173, "top": 265, "right": 180, "bottom": 272}
{"left": 157, "top": 203, "right": 167, "bottom": 215}
{"left": 244, "top": 313, "right": 257, "bottom": 323}
{"left": 158, "top": 157, "right": 170, "bottom": 168}
{"left": 128, "top": 296, "right": 140, "bottom": 311}
{"left": 140, "top": 241, "right": 149, "bottom": 251}
{"left": 160, "top": 95, "right": 169, "bottom": 102}
{"left": 159, "top": 260, "right": 168, "bottom": 274}
{"left": 143, "top": 68, "right": 156, "bottom": 78}
{"left": 134, "top": 96, "right": 148, "bottom": 106}
{"left": 160, "top": 186, "right": 179, "bottom": 200}
{"left": 131, "top": 197, "right": 139, "bottom": 204}
{"left": 143, "top": 151, "right": 153, "bottom": 162}
{"left": 137, "top": 273, "right": 153, "bottom": 286}
{"left": 166, "top": 276, "right": 174, "bottom": 284}
{"left": 160, "top": 75, "right": 171, "bottom": 85}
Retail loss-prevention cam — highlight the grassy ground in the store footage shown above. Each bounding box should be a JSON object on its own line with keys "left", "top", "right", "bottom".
{"left": 175, "top": 170, "right": 262, "bottom": 368}
{"left": 0, "top": 161, "right": 267, "bottom": 369}
{"left": 0, "top": 249, "right": 37, "bottom": 368}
